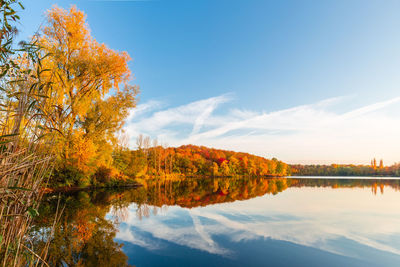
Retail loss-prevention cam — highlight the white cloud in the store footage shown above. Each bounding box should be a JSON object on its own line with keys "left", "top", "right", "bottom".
{"left": 125, "top": 94, "right": 231, "bottom": 142}
{"left": 124, "top": 94, "right": 400, "bottom": 164}
{"left": 127, "top": 100, "right": 163, "bottom": 121}
{"left": 116, "top": 226, "right": 163, "bottom": 251}
{"left": 116, "top": 205, "right": 232, "bottom": 256}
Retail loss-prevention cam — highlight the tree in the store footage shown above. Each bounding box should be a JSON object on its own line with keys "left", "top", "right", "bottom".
{"left": 38, "top": 6, "right": 137, "bottom": 176}
{"left": 220, "top": 160, "right": 230, "bottom": 176}
{"left": 212, "top": 162, "right": 219, "bottom": 176}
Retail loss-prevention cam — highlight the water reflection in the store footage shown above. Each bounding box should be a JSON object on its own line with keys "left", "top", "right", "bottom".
{"left": 31, "top": 190, "right": 132, "bottom": 267}
{"left": 33, "top": 177, "right": 400, "bottom": 266}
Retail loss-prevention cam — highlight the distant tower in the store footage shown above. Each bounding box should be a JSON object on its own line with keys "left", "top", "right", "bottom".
{"left": 379, "top": 159, "right": 384, "bottom": 169}
{"left": 373, "top": 158, "right": 377, "bottom": 169}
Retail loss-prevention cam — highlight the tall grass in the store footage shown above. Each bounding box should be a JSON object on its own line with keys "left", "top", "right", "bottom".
{"left": 0, "top": 77, "right": 55, "bottom": 266}
{"left": 0, "top": 1, "right": 57, "bottom": 265}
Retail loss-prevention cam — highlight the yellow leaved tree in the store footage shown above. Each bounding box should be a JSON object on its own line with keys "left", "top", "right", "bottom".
{"left": 38, "top": 6, "right": 138, "bottom": 182}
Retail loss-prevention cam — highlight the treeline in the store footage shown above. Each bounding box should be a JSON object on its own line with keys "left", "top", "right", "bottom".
{"left": 291, "top": 162, "right": 400, "bottom": 177}
{"left": 113, "top": 140, "right": 290, "bottom": 180}
{"left": 290, "top": 178, "right": 400, "bottom": 195}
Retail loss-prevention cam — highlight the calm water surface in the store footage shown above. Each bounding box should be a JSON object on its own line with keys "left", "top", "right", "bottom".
{"left": 33, "top": 177, "right": 400, "bottom": 266}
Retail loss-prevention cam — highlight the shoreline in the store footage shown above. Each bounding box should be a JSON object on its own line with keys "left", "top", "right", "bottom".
{"left": 41, "top": 174, "right": 400, "bottom": 194}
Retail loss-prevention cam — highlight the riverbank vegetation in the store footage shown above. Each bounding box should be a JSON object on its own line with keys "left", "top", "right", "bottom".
{"left": 48, "top": 140, "right": 290, "bottom": 190}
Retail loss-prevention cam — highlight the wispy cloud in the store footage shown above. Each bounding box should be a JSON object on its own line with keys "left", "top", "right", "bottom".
{"left": 125, "top": 94, "right": 231, "bottom": 143}
{"left": 124, "top": 94, "right": 400, "bottom": 164}
{"left": 127, "top": 100, "right": 163, "bottom": 121}
{"left": 337, "top": 96, "right": 400, "bottom": 120}
{"left": 116, "top": 205, "right": 231, "bottom": 255}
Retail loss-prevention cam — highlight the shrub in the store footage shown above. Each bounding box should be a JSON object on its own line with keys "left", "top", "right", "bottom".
{"left": 78, "top": 176, "right": 92, "bottom": 188}
{"left": 52, "top": 166, "right": 85, "bottom": 187}
{"left": 92, "top": 166, "right": 113, "bottom": 186}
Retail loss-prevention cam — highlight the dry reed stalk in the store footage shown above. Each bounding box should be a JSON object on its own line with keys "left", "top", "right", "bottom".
{"left": 0, "top": 2, "right": 61, "bottom": 265}
{"left": 0, "top": 111, "right": 53, "bottom": 266}
{"left": 0, "top": 53, "right": 57, "bottom": 267}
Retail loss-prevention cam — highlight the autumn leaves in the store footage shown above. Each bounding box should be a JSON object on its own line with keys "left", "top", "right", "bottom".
{"left": 35, "top": 6, "right": 138, "bottom": 184}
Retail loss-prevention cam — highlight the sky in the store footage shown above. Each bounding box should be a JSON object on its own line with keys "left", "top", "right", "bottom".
{"left": 17, "top": 0, "right": 400, "bottom": 164}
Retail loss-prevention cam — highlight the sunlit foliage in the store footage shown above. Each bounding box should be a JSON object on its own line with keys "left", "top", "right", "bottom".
{"left": 35, "top": 6, "right": 138, "bottom": 183}
{"left": 115, "top": 142, "right": 290, "bottom": 179}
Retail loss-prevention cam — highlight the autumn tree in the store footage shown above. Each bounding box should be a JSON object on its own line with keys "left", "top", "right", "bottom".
{"left": 37, "top": 6, "right": 137, "bottom": 178}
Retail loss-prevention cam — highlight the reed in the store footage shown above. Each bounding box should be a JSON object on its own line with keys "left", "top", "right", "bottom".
{"left": 0, "top": 1, "right": 57, "bottom": 265}
{"left": 0, "top": 82, "right": 55, "bottom": 266}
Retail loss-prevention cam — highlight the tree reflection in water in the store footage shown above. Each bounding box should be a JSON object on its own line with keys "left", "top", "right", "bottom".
{"left": 30, "top": 177, "right": 400, "bottom": 266}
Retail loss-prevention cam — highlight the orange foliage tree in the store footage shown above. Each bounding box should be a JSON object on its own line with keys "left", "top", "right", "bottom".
{"left": 118, "top": 142, "right": 290, "bottom": 178}
{"left": 37, "top": 6, "right": 138, "bottom": 181}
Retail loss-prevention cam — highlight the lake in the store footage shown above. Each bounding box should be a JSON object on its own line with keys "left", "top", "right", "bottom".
{"left": 32, "top": 177, "right": 400, "bottom": 266}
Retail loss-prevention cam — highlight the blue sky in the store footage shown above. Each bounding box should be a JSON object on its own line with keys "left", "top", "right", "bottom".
{"left": 18, "top": 0, "right": 400, "bottom": 164}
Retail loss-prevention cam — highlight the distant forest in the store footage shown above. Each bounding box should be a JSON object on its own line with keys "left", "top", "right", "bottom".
{"left": 113, "top": 140, "right": 290, "bottom": 180}
{"left": 291, "top": 159, "right": 400, "bottom": 177}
